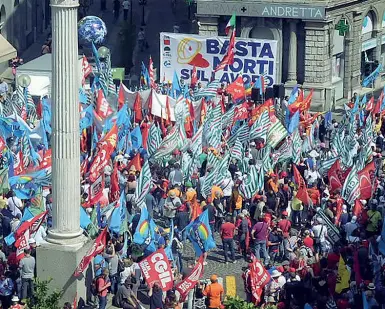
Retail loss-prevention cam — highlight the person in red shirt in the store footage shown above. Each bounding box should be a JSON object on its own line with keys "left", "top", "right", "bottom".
{"left": 220, "top": 216, "right": 236, "bottom": 264}
{"left": 303, "top": 230, "right": 314, "bottom": 250}
{"left": 278, "top": 211, "right": 292, "bottom": 238}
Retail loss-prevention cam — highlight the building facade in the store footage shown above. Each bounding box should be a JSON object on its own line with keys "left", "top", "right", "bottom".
{"left": 196, "top": 0, "right": 385, "bottom": 111}
{"left": 0, "top": 0, "right": 51, "bottom": 74}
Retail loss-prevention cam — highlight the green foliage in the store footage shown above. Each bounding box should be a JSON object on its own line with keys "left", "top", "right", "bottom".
{"left": 224, "top": 295, "right": 257, "bottom": 309}
{"left": 119, "top": 22, "right": 136, "bottom": 72}
{"left": 26, "top": 278, "right": 63, "bottom": 309}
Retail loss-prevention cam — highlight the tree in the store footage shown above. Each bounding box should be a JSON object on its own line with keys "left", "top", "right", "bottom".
{"left": 224, "top": 296, "right": 257, "bottom": 309}
{"left": 26, "top": 278, "right": 63, "bottom": 309}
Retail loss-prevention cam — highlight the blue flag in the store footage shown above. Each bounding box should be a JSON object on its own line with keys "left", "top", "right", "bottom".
{"left": 131, "top": 126, "right": 142, "bottom": 150}
{"left": 80, "top": 206, "right": 92, "bottom": 229}
{"left": 171, "top": 71, "right": 181, "bottom": 98}
{"left": 324, "top": 111, "right": 332, "bottom": 126}
{"left": 133, "top": 207, "right": 157, "bottom": 253}
{"left": 80, "top": 104, "right": 94, "bottom": 130}
{"left": 288, "top": 110, "right": 300, "bottom": 134}
{"left": 362, "top": 64, "right": 382, "bottom": 87}
{"left": 79, "top": 88, "right": 88, "bottom": 104}
{"left": 92, "top": 42, "right": 101, "bottom": 72}
{"left": 92, "top": 129, "right": 99, "bottom": 151}
{"left": 362, "top": 291, "right": 369, "bottom": 309}
{"left": 288, "top": 85, "right": 299, "bottom": 105}
{"left": 165, "top": 220, "right": 174, "bottom": 261}
{"left": 4, "top": 208, "right": 34, "bottom": 245}
{"left": 185, "top": 210, "right": 216, "bottom": 257}
{"left": 117, "top": 104, "right": 130, "bottom": 127}
{"left": 109, "top": 192, "right": 126, "bottom": 235}
{"left": 42, "top": 98, "right": 52, "bottom": 134}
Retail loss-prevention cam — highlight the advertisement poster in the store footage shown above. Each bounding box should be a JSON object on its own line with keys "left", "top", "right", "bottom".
{"left": 160, "top": 32, "right": 278, "bottom": 86}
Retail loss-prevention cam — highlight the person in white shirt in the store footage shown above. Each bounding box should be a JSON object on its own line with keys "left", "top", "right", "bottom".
{"left": 10, "top": 215, "right": 21, "bottom": 232}
{"left": 7, "top": 191, "right": 23, "bottom": 217}
{"left": 304, "top": 166, "right": 320, "bottom": 187}
{"left": 220, "top": 173, "right": 234, "bottom": 212}
{"left": 32, "top": 225, "right": 47, "bottom": 245}
{"left": 312, "top": 218, "right": 328, "bottom": 257}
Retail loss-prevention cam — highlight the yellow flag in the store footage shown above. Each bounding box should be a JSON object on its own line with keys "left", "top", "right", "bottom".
{"left": 335, "top": 255, "right": 350, "bottom": 293}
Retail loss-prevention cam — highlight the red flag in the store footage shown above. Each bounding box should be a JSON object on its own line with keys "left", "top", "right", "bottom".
{"left": 82, "top": 55, "right": 92, "bottom": 84}
{"left": 187, "top": 99, "right": 195, "bottom": 120}
{"left": 89, "top": 124, "right": 118, "bottom": 182}
{"left": 249, "top": 257, "right": 271, "bottom": 304}
{"left": 109, "top": 163, "right": 120, "bottom": 202}
{"left": 87, "top": 174, "right": 105, "bottom": 206}
{"left": 73, "top": 293, "right": 78, "bottom": 309}
{"left": 134, "top": 92, "right": 143, "bottom": 123}
{"left": 15, "top": 211, "right": 48, "bottom": 239}
{"left": 80, "top": 128, "right": 88, "bottom": 153}
{"left": 353, "top": 199, "right": 363, "bottom": 217}
{"left": 39, "top": 149, "right": 52, "bottom": 169}
{"left": 176, "top": 255, "right": 204, "bottom": 301}
{"left": 366, "top": 96, "right": 375, "bottom": 112}
{"left": 96, "top": 89, "right": 113, "bottom": 119}
{"left": 358, "top": 161, "right": 376, "bottom": 200}
{"left": 191, "top": 66, "right": 197, "bottom": 88}
{"left": 80, "top": 156, "right": 89, "bottom": 177}
{"left": 233, "top": 102, "right": 249, "bottom": 122}
{"left": 149, "top": 56, "right": 155, "bottom": 88}
{"left": 200, "top": 98, "right": 207, "bottom": 124}
{"left": 293, "top": 165, "right": 311, "bottom": 205}
{"left": 227, "top": 75, "right": 245, "bottom": 101}
{"left": 302, "top": 89, "right": 313, "bottom": 111}
{"left": 214, "top": 31, "right": 236, "bottom": 72}
{"left": 126, "top": 153, "right": 142, "bottom": 172}
{"left": 74, "top": 229, "right": 107, "bottom": 277}
{"left": 14, "top": 151, "right": 24, "bottom": 175}
{"left": 328, "top": 160, "right": 342, "bottom": 193}
{"left": 138, "top": 248, "right": 174, "bottom": 291}
{"left": 118, "top": 83, "right": 127, "bottom": 110}
{"left": 373, "top": 91, "right": 383, "bottom": 114}
{"left": 15, "top": 229, "right": 30, "bottom": 261}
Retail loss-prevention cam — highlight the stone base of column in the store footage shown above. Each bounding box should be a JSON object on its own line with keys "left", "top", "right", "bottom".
{"left": 37, "top": 238, "right": 92, "bottom": 306}
{"left": 46, "top": 229, "right": 86, "bottom": 246}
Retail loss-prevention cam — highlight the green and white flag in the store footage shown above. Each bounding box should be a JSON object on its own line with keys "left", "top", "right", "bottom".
{"left": 190, "top": 126, "right": 203, "bottom": 155}
{"left": 0, "top": 167, "right": 9, "bottom": 194}
{"left": 221, "top": 106, "right": 235, "bottom": 129}
{"left": 249, "top": 110, "right": 270, "bottom": 141}
{"left": 153, "top": 124, "right": 185, "bottom": 160}
{"left": 181, "top": 152, "right": 193, "bottom": 181}
{"left": 267, "top": 117, "right": 288, "bottom": 148}
{"left": 319, "top": 156, "right": 338, "bottom": 175}
{"left": 291, "top": 130, "right": 302, "bottom": 164}
{"left": 227, "top": 123, "right": 249, "bottom": 146}
{"left": 225, "top": 13, "right": 236, "bottom": 35}
{"left": 261, "top": 145, "right": 273, "bottom": 173}
{"left": 134, "top": 160, "right": 152, "bottom": 206}
{"left": 230, "top": 138, "right": 243, "bottom": 161}
{"left": 207, "top": 151, "right": 220, "bottom": 169}
{"left": 240, "top": 166, "right": 260, "bottom": 199}
{"left": 272, "top": 138, "right": 292, "bottom": 166}
{"left": 205, "top": 104, "right": 222, "bottom": 149}
{"left": 341, "top": 165, "right": 360, "bottom": 205}
{"left": 147, "top": 123, "right": 162, "bottom": 156}
{"left": 213, "top": 153, "right": 230, "bottom": 186}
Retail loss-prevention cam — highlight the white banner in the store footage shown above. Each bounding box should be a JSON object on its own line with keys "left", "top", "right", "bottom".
{"left": 160, "top": 32, "right": 278, "bottom": 86}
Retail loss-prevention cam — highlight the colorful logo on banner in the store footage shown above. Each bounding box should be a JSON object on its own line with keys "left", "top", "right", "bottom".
{"left": 160, "top": 32, "right": 278, "bottom": 86}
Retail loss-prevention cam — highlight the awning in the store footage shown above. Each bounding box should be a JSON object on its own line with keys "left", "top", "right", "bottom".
{"left": 0, "top": 34, "right": 17, "bottom": 63}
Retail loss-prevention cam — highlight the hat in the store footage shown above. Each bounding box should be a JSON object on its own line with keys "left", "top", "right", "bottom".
{"left": 282, "top": 210, "right": 288, "bottom": 216}
{"left": 280, "top": 171, "right": 288, "bottom": 178}
{"left": 270, "top": 172, "right": 277, "bottom": 177}
{"left": 129, "top": 165, "right": 137, "bottom": 172}
{"left": 169, "top": 191, "right": 176, "bottom": 198}
{"left": 271, "top": 269, "right": 282, "bottom": 278}
{"left": 368, "top": 282, "right": 375, "bottom": 290}
{"left": 185, "top": 181, "right": 193, "bottom": 188}
{"left": 282, "top": 260, "right": 290, "bottom": 266}
{"left": 342, "top": 205, "right": 347, "bottom": 213}
{"left": 11, "top": 296, "right": 19, "bottom": 302}
{"left": 361, "top": 200, "right": 367, "bottom": 206}
{"left": 124, "top": 153, "right": 130, "bottom": 158}
{"left": 250, "top": 141, "right": 256, "bottom": 146}
{"left": 242, "top": 209, "right": 249, "bottom": 215}
{"left": 317, "top": 217, "right": 323, "bottom": 224}
{"left": 28, "top": 238, "right": 36, "bottom": 244}
{"left": 320, "top": 143, "right": 326, "bottom": 148}
{"left": 309, "top": 150, "right": 319, "bottom": 158}
{"left": 210, "top": 274, "right": 218, "bottom": 282}
{"left": 351, "top": 216, "right": 357, "bottom": 223}
{"left": 239, "top": 213, "right": 245, "bottom": 218}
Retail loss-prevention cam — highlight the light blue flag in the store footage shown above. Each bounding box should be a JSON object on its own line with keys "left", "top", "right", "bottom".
{"left": 92, "top": 42, "right": 101, "bottom": 72}
{"left": 79, "top": 88, "right": 88, "bottom": 104}
{"left": 171, "top": 71, "right": 181, "bottom": 98}
{"left": 42, "top": 98, "right": 52, "bottom": 134}
{"left": 287, "top": 85, "right": 299, "bottom": 105}
{"left": 92, "top": 129, "right": 99, "bottom": 151}
{"left": 80, "top": 104, "right": 94, "bottom": 130}
{"left": 165, "top": 220, "right": 174, "bottom": 261}
{"left": 131, "top": 126, "right": 142, "bottom": 150}
{"left": 324, "top": 111, "right": 332, "bottom": 126}
{"left": 80, "top": 206, "right": 92, "bottom": 229}
{"left": 362, "top": 290, "right": 369, "bottom": 309}
{"left": 288, "top": 110, "right": 300, "bottom": 134}
{"left": 133, "top": 206, "right": 157, "bottom": 253}
{"left": 109, "top": 192, "right": 126, "bottom": 235}
{"left": 117, "top": 104, "right": 130, "bottom": 127}
{"left": 361, "top": 94, "right": 367, "bottom": 108}
{"left": 185, "top": 210, "right": 216, "bottom": 257}
{"left": 362, "top": 64, "right": 382, "bottom": 87}
{"left": 4, "top": 208, "right": 34, "bottom": 245}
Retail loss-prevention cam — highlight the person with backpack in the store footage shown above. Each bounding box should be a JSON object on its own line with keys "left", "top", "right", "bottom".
{"left": 311, "top": 217, "right": 327, "bottom": 260}
{"left": 95, "top": 269, "right": 111, "bottom": 309}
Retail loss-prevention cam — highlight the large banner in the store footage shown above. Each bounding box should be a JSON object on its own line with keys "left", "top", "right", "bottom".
{"left": 160, "top": 32, "right": 278, "bottom": 86}
{"left": 176, "top": 255, "right": 204, "bottom": 301}
{"left": 139, "top": 248, "right": 174, "bottom": 291}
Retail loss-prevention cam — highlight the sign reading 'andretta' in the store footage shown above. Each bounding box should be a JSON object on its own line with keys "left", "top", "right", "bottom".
{"left": 197, "top": 1, "right": 325, "bottom": 20}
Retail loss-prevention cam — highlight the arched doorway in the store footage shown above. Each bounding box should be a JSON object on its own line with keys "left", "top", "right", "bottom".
{"left": 0, "top": 5, "right": 6, "bottom": 36}
{"left": 361, "top": 11, "right": 378, "bottom": 80}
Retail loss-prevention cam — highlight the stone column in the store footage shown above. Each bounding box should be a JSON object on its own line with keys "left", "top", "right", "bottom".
{"left": 287, "top": 21, "right": 298, "bottom": 83}
{"left": 47, "top": 0, "right": 84, "bottom": 245}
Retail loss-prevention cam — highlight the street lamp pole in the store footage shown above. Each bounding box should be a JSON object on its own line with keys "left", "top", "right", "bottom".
{"left": 139, "top": 0, "right": 147, "bottom": 26}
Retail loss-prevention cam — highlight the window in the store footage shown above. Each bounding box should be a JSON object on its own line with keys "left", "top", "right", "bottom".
{"left": 332, "top": 53, "right": 344, "bottom": 79}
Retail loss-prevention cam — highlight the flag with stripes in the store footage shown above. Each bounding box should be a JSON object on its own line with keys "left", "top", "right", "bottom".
{"left": 25, "top": 88, "right": 37, "bottom": 124}
{"left": 221, "top": 106, "right": 235, "bottom": 129}
{"left": 153, "top": 125, "right": 180, "bottom": 160}
{"left": 227, "top": 123, "right": 249, "bottom": 146}
{"left": 190, "top": 126, "right": 203, "bottom": 155}
{"left": 331, "top": 129, "right": 344, "bottom": 157}
{"left": 261, "top": 145, "right": 273, "bottom": 173}
{"left": 272, "top": 138, "right": 292, "bottom": 166}
{"left": 249, "top": 110, "right": 270, "bottom": 141}
{"left": 134, "top": 160, "right": 152, "bottom": 206}
{"left": 206, "top": 104, "right": 222, "bottom": 149}
{"left": 181, "top": 152, "right": 193, "bottom": 181}
{"left": 213, "top": 153, "right": 230, "bottom": 186}
{"left": 267, "top": 116, "right": 288, "bottom": 148}
{"left": 240, "top": 166, "right": 260, "bottom": 199}
{"left": 146, "top": 123, "right": 162, "bottom": 156}
{"left": 319, "top": 156, "right": 338, "bottom": 175}
{"left": 207, "top": 151, "right": 220, "bottom": 169}
{"left": 341, "top": 165, "right": 360, "bottom": 205}
{"left": 230, "top": 138, "right": 243, "bottom": 161}
{"left": 195, "top": 80, "right": 220, "bottom": 99}
{"left": 291, "top": 130, "right": 302, "bottom": 164}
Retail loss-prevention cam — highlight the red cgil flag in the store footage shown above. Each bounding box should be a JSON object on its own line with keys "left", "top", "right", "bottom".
{"left": 133, "top": 92, "right": 143, "bottom": 123}
{"left": 149, "top": 56, "right": 155, "bottom": 88}
{"left": 89, "top": 124, "right": 118, "bottom": 182}
{"left": 109, "top": 163, "right": 120, "bottom": 202}
{"left": 366, "top": 96, "right": 375, "bottom": 112}
{"left": 191, "top": 66, "right": 197, "bottom": 88}
{"left": 126, "top": 153, "right": 142, "bottom": 172}
{"left": 233, "top": 102, "right": 249, "bottom": 123}
{"left": 96, "top": 89, "right": 113, "bottom": 119}
{"left": 39, "top": 149, "right": 52, "bottom": 169}
{"left": 373, "top": 91, "right": 384, "bottom": 114}
{"left": 358, "top": 161, "right": 376, "bottom": 200}
{"left": 176, "top": 255, "right": 205, "bottom": 301}
{"left": 214, "top": 30, "right": 236, "bottom": 72}
{"left": 15, "top": 211, "right": 48, "bottom": 240}
{"left": 328, "top": 159, "right": 342, "bottom": 193}
{"left": 353, "top": 199, "right": 363, "bottom": 217}
{"left": 74, "top": 228, "right": 107, "bottom": 277}
{"left": 82, "top": 55, "right": 92, "bottom": 85}
{"left": 227, "top": 75, "right": 245, "bottom": 101}
{"left": 293, "top": 165, "right": 311, "bottom": 205}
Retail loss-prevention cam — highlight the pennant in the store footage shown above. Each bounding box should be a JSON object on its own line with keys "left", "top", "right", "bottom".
{"left": 225, "top": 13, "right": 236, "bottom": 35}
{"left": 328, "top": 159, "right": 343, "bottom": 192}
{"left": 133, "top": 206, "right": 157, "bottom": 252}
{"left": 176, "top": 255, "right": 204, "bottom": 301}
{"left": 227, "top": 75, "right": 245, "bottom": 101}
{"left": 214, "top": 30, "right": 236, "bottom": 72}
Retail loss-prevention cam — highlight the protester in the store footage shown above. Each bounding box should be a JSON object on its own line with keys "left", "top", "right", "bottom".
{"left": 203, "top": 275, "right": 224, "bottom": 309}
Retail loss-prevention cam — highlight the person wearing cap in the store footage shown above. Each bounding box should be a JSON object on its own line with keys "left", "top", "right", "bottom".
{"left": 366, "top": 201, "right": 382, "bottom": 238}
{"left": 163, "top": 191, "right": 181, "bottom": 225}
{"left": 312, "top": 217, "right": 327, "bottom": 258}
{"left": 268, "top": 227, "right": 283, "bottom": 264}
{"left": 264, "top": 269, "right": 282, "bottom": 302}
{"left": 203, "top": 275, "right": 224, "bottom": 309}
{"left": 10, "top": 295, "right": 23, "bottom": 309}
{"left": 344, "top": 216, "right": 359, "bottom": 243}
{"left": 278, "top": 211, "right": 291, "bottom": 239}
{"left": 230, "top": 181, "right": 243, "bottom": 219}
